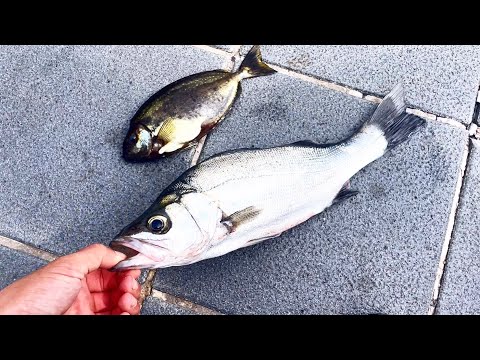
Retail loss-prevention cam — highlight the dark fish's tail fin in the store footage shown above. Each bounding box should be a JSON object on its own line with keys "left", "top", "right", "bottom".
{"left": 237, "top": 45, "right": 277, "bottom": 79}
{"left": 364, "top": 84, "right": 426, "bottom": 150}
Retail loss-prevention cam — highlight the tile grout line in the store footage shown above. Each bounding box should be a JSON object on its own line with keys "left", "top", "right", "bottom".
{"left": 192, "top": 45, "right": 233, "bottom": 58}
{"left": 140, "top": 47, "right": 237, "bottom": 313}
{"left": 195, "top": 45, "right": 468, "bottom": 130}
{"left": 269, "top": 63, "right": 466, "bottom": 129}
{"left": 151, "top": 289, "right": 223, "bottom": 315}
{"left": 0, "top": 235, "right": 57, "bottom": 262}
{"left": 427, "top": 140, "right": 471, "bottom": 315}
{"left": 426, "top": 85, "right": 480, "bottom": 312}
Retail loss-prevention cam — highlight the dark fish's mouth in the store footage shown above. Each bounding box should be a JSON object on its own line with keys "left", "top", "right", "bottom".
{"left": 110, "top": 241, "right": 140, "bottom": 260}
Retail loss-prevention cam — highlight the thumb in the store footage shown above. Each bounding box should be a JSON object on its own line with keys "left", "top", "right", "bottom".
{"left": 64, "top": 244, "right": 127, "bottom": 274}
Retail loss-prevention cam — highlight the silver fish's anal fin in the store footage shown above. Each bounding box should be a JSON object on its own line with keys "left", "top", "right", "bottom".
{"left": 364, "top": 84, "right": 426, "bottom": 151}
{"left": 332, "top": 181, "right": 359, "bottom": 205}
{"left": 241, "top": 234, "right": 281, "bottom": 248}
{"left": 221, "top": 206, "right": 262, "bottom": 233}
{"left": 237, "top": 45, "right": 277, "bottom": 79}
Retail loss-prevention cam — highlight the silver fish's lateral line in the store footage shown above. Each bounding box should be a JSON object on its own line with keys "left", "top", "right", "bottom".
{"left": 111, "top": 85, "right": 426, "bottom": 270}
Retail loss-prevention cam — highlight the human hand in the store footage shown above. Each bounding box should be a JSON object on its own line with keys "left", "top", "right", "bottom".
{"left": 0, "top": 244, "right": 141, "bottom": 315}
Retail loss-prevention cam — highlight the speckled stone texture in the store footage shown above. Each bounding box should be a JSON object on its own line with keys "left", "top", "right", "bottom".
{"left": 1, "top": 45, "right": 476, "bottom": 315}
{"left": 0, "top": 45, "right": 226, "bottom": 255}
{"left": 0, "top": 246, "right": 47, "bottom": 290}
{"left": 437, "top": 139, "right": 480, "bottom": 314}
{"left": 153, "top": 72, "right": 468, "bottom": 314}
{"left": 210, "top": 45, "right": 239, "bottom": 53}
{"left": 141, "top": 296, "right": 198, "bottom": 315}
{"left": 242, "top": 45, "right": 480, "bottom": 124}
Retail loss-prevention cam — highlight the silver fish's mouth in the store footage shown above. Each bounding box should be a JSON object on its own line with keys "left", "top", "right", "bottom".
{"left": 109, "top": 237, "right": 169, "bottom": 271}
{"left": 110, "top": 241, "right": 140, "bottom": 260}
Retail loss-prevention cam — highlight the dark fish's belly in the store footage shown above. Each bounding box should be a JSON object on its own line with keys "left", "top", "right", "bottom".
{"left": 133, "top": 71, "right": 240, "bottom": 156}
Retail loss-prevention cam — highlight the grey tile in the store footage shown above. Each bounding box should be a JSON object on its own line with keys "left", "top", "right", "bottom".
{"left": 0, "top": 45, "right": 225, "bottom": 255}
{"left": 0, "top": 246, "right": 47, "bottom": 290}
{"left": 437, "top": 139, "right": 480, "bottom": 314}
{"left": 209, "top": 45, "right": 239, "bottom": 53}
{"left": 239, "top": 45, "right": 253, "bottom": 55}
{"left": 141, "top": 295, "right": 197, "bottom": 315}
{"left": 254, "top": 45, "right": 480, "bottom": 124}
{"left": 154, "top": 72, "right": 468, "bottom": 314}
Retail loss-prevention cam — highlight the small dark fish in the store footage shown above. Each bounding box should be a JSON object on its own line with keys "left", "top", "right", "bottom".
{"left": 123, "top": 46, "right": 276, "bottom": 162}
{"left": 110, "top": 85, "right": 426, "bottom": 270}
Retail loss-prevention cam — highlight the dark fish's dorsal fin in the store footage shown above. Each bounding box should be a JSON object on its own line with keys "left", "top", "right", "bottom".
{"left": 222, "top": 206, "right": 261, "bottom": 233}
{"left": 332, "top": 181, "right": 359, "bottom": 205}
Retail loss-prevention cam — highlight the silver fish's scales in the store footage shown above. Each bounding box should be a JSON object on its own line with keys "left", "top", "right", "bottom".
{"left": 186, "top": 145, "right": 350, "bottom": 191}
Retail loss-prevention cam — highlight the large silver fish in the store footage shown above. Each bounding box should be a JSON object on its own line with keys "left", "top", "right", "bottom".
{"left": 110, "top": 85, "right": 425, "bottom": 270}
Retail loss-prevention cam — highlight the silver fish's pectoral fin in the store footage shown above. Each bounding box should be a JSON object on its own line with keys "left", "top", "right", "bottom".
{"left": 221, "top": 206, "right": 262, "bottom": 233}
{"left": 332, "top": 181, "right": 359, "bottom": 205}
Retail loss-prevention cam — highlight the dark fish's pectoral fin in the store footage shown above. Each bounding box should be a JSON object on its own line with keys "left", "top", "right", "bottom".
{"left": 332, "top": 181, "right": 359, "bottom": 205}
{"left": 221, "top": 206, "right": 261, "bottom": 233}
{"left": 157, "top": 118, "right": 203, "bottom": 155}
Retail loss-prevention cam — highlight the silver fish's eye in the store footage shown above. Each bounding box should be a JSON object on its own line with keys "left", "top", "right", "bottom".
{"left": 147, "top": 215, "right": 169, "bottom": 233}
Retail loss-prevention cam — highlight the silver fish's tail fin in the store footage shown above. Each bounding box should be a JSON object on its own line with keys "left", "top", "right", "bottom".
{"left": 364, "top": 84, "right": 426, "bottom": 151}
{"left": 237, "top": 45, "right": 277, "bottom": 79}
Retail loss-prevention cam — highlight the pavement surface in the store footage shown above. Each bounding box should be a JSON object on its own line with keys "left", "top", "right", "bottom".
{"left": 0, "top": 45, "right": 479, "bottom": 314}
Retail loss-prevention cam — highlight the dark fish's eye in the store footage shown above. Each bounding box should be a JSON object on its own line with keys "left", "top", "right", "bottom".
{"left": 128, "top": 133, "right": 137, "bottom": 143}
{"left": 148, "top": 215, "right": 169, "bottom": 233}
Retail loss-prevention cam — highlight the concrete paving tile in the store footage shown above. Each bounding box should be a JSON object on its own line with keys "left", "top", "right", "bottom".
{"left": 437, "top": 139, "right": 480, "bottom": 314}
{"left": 249, "top": 45, "right": 480, "bottom": 124}
{"left": 210, "top": 45, "right": 238, "bottom": 53}
{"left": 0, "top": 45, "right": 225, "bottom": 255}
{"left": 153, "top": 72, "right": 468, "bottom": 314}
{"left": 0, "top": 246, "right": 47, "bottom": 290}
{"left": 141, "top": 295, "right": 197, "bottom": 315}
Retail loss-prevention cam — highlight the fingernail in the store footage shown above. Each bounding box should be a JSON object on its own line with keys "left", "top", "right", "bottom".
{"left": 130, "top": 298, "right": 138, "bottom": 309}
{"left": 132, "top": 281, "right": 138, "bottom": 291}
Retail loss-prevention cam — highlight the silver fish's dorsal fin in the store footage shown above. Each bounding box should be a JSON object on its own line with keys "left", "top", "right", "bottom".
{"left": 222, "top": 206, "right": 262, "bottom": 233}
{"left": 289, "top": 140, "right": 339, "bottom": 148}
{"left": 290, "top": 140, "right": 322, "bottom": 147}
